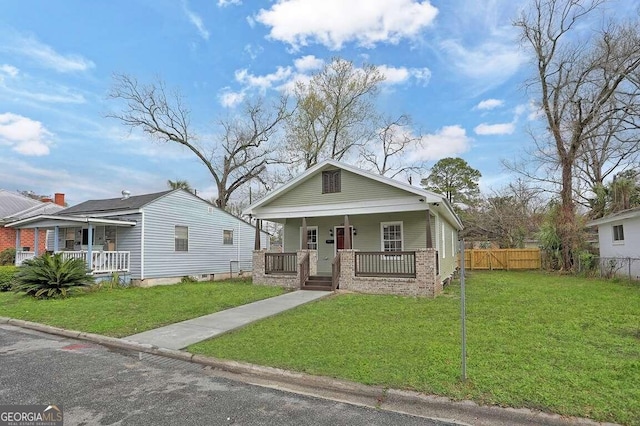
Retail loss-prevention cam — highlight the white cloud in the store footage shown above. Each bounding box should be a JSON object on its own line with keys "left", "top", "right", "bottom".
{"left": 474, "top": 122, "right": 515, "bottom": 135}
{"left": 218, "top": 88, "right": 245, "bottom": 108}
{"left": 235, "top": 66, "right": 293, "bottom": 91}
{"left": 409, "top": 125, "right": 471, "bottom": 161}
{"left": 256, "top": 0, "right": 438, "bottom": 50}
{"left": 378, "top": 65, "right": 431, "bottom": 86}
{"left": 476, "top": 98, "right": 503, "bottom": 110}
{"left": 0, "top": 64, "right": 19, "bottom": 77}
{"left": 184, "top": 7, "right": 210, "bottom": 40}
{"left": 441, "top": 39, "right": 524, "bottom": 84}
{"left": 10, "top": 35, "right": 94, "bottom": 73}
{"left": 0, "top": 113, "right": 53, "bottom": 156}
{"left": 244, "top": 44, "right": 263, "bottom": 60}
{"left": 294, "top": 55, "right": 324, "bottom": 72}
{"left": 218, "top": 0, "right": 241, "bottom": 6}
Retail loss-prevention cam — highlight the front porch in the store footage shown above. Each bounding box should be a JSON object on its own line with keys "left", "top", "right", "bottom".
{"left": 7, "top": 214, "right": 136, "bottom": 276}
{"left": 252, "top": 248, "right": 441, "bottom": 297}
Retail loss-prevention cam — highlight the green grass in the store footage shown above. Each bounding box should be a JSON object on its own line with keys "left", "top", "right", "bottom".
{"left": 188, "top": 271, "right": 640, "bottom": 425}
{"left": 0, "top": 279, "right": 285, "bottom": 337}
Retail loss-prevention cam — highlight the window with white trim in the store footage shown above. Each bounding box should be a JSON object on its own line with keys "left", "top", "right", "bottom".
{"left": 300, "top": 226, "right": 318, "bottom": 250}
{"left": 223, "top": 230, "right": 234, "bottom": 245}
{"left": 175, "top": 226, "right": 188, "bottom": 251}
{"left": 381, "top": 222, "right": 403, "bottom": 252}
{"left": 613, "top": 224, "right": 624, "bottom": 242}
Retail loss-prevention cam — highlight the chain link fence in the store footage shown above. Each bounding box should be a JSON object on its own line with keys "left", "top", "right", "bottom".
{"left": 577, "top": 256, "right": 640, "bottom": 281}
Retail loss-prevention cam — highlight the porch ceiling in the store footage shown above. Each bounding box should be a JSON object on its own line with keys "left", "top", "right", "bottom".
{"left": 4, "top": 214, "right": 137, "bottom": 229}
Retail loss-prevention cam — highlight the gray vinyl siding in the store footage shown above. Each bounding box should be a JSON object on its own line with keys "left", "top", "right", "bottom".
{"left": 267, "top": 168, "right": 412, "bottom": 208}
{"left": 115, "top": 213, "right": 142, "bottom": 279}
{"left": 141, "top": 191, "right": 266, "bottom": 278}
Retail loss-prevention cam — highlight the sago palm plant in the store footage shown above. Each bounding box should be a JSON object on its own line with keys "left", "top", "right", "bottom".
{"left": 13, "top": 253, "right": 94, "bottom": 298}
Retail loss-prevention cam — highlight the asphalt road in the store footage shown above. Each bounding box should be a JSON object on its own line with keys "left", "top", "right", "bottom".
{"left": 0, "top": 325, "right": 455, "bottom": 426}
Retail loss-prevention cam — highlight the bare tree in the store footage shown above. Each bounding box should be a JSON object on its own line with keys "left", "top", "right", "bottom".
{"left": 285, "top": 58, "right": 385, "bottom": 169}
{"left": 108, "top": 74, "right": 289, "bottom": 209}
{"left": 514, "top": 0, "right": 640, "bottom": 270}
{"left": 359, "top": 115, "right": 426, "bottom": 178}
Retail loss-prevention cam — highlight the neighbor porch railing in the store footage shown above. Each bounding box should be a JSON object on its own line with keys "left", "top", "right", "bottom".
{"left": 265, "top": 252, "right": 297, "bottom": 275}
{"left": 15, "top": 251, "right": 36, "bottom": 266}
{"left": 15, "top": 251, "right": 130, "bottom": 274}
{"left": 355, "top": 251, "right": 416, "bottom": 277}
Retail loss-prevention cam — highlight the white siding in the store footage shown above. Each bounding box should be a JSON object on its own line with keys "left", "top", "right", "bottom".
{"left": 597, "top": 216, "right": 640, "bottom": 279}
{"left": 116, "top": 214, "right": 142, "bottom": 278}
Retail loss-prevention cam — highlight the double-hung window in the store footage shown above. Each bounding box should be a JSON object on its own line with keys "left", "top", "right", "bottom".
{"left": 223, "top": 230, "right": 234, "bottom": 245}
{"left": 175, "top": 226, "right": 188, "bottom": 251}
{"left": 381, "top": 222, "right": 403, "bottom": 252}
{"left": 301, "top": 226, "right": 318, "bottom": 249}
{"left": 613, "top": 224, "right": 624, "bottom": 243}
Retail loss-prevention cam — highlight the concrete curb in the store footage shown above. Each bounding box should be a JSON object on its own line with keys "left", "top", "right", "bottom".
{"left": 0, "top": 317, "right": 618, "bottom": 426}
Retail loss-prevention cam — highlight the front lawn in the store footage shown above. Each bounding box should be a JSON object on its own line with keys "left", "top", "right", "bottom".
{"left": 0, "top": 279, "right": 285, "bottom": 337}
{"left": 188, "top": 272, "right": 640, "bottom": 425}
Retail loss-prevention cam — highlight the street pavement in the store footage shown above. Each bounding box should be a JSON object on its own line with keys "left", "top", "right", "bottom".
{"left": 125, "top": 290, "right": 331, "bottom": 349}
{"left": 0, "top": 325, "right": 454, "bottom": 426}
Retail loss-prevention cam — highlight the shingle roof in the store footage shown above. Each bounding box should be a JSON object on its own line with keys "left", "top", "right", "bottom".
{"left": 58, "top": 190, "right": 173, "bottom": 215}
{"left": 0, "top": 189, "right": 51, "bottom": 221}
{"left": 5, "top": 203, "right": 64, "bottom": 221}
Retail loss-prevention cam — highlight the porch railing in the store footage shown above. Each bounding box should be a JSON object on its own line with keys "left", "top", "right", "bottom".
{"left": 16, "top": 251, "right": 130, "bottom": 274}
{"left": 299, "top": 252, "right": 310, "bottom": 288}
{"left": 355, "top": 251, "right": 416, "bottom": 278}
{"left": 265, "top": 252, "right": 297, "bottom": 275}
{"left": 15, "top": 251, "right": 36, "bottom": 266}
{"left": 331, "top": 252, "right": 341, "bottom": 290}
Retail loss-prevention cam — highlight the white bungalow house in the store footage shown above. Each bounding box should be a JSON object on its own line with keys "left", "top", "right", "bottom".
{"left": 587, "top": 207, "right": 640, "bottom": 280}
{"left": 244, "top": 160, "right": 464, "bottom": 297}
{"left": 6, "top": 189, "right": 270, "bottom": 285}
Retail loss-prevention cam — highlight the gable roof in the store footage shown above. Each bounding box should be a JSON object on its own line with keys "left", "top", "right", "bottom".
{"left": 243, "top": 159, "right": 463, "bottom": 230}
{"left": 0, "top": 189, "right": 64, "bottom": 223}
{"left": 587, "top": 206, "right": 640, "bottom": 227}
{"left": 58, "top": 190, "right": 174, "bottom": 215}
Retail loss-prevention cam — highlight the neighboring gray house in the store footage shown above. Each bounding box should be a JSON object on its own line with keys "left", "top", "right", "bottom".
{"left": 244, "top": 159, "right": 463, "bottom": 297}
{"left": 6, "top": 189, "right": 269, "bottom": 285}
{"left": 587, "top": 207, "right": 640, "bottom": 280}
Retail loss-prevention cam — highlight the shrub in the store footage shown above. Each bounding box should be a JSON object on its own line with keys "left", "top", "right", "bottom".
{"left": 0, "top": 248, "right": 16, "bottom": 266}
{"left": 13, "top": 253, "right": 94, "bottom": 299}
{"left": 0, "top": 266, "right": 17, "bottom": 291}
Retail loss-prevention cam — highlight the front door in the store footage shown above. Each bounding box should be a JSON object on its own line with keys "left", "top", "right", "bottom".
{"left": 336, "top": 227, "right": 345, "bottom": 250}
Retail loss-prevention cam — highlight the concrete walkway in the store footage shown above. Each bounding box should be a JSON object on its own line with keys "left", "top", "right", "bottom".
{"left": 125, "top": 290, "right": 330, "bottom": 350}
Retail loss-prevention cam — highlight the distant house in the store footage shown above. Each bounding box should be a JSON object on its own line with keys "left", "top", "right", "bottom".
{"left": 0, "top": 190, "right": 65, "bottom": 254}
{"left": 6, "top": 189, "right": 269, "bottom": 285}
{"left": 587, "top": 207, "right": 640, "bottom": 280}
{"left": 244, "top": 160, "right": 463, "bottom": 297}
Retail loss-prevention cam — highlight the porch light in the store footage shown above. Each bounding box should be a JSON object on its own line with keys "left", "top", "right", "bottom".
{"left": 353, "top": 228, "right": 357, "bottom": 236}
{"left": 329, "top": 229, "right": 333, "bottom": 237}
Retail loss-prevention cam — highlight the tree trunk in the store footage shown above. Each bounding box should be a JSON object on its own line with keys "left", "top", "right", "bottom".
{"left": 559, "top": 160, "right": 575, "bottom": 271}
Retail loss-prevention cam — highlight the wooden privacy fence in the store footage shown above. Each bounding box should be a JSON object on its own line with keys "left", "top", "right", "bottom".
{"left": 459, "top": 249, "right": 541, "bottom": 270}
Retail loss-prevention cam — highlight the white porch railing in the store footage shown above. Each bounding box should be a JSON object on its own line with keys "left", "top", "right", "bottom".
{"left": 15, "top": 251, "right": 130, "bottom": 274}
{"left": 15, "top": 251, "right": 36, "bottom": 266}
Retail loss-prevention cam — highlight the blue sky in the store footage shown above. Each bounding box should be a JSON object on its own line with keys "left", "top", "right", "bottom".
{"left": 0, "top": 0, "right": 632, "bottom": 206}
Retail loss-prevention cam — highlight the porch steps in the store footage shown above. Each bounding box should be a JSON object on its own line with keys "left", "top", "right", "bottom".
{"left": 302, "top": 275, "right": 333, "bottom": 291}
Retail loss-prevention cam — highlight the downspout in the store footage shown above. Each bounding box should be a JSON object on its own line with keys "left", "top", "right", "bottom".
{"left": 140, "top": 210, "right": 145, "bottom": 280}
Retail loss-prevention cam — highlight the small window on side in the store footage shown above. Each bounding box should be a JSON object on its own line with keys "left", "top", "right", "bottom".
{"left": 175, "top": 226, "right": 188, "bottom": 251}
{"left": 613, "top": 224, "right": 624, "bottom": 242}
{"left": 223, "top": 230, "right": 234, "bottom": 245}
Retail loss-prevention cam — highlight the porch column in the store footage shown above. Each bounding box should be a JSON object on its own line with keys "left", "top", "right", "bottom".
{"left": 34, "top": 227, "right": 39, "bottom": 255}
{"left": 53, "top": 226, "right": 60, "bottom": 252}
{"left": 426, "top": 209, "right": 433, "bottom": 249}
{"left": 301, "top": 217, "right": 308, "bottom": 249}
{"left": 15, "top": 229, "right": 20, "bottom": 251}
{"left": 344, "top": 215, "right": 351, "bottom": 249}
{"left": 86, "top": 224, "right": 93, "bottom": 271}
{"left": 254, "top": 219, "right": 261, "bottom": 250}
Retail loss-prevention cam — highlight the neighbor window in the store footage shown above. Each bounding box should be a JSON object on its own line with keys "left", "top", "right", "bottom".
{"left": 322, "top": 170, "right": 341, "bottom": 193}
{"left": 613, "top": 224, "right": 624, "bottom": 242}
{"left": 175, "top": 226, "right": 188, "bottom": 251}
{"left": 381, "top": 222, "right": 403, "bottom": 252}
{"left": 300, "top": 226, "right": 318, "bottom": 250}
{"left": 223, "top": 230, "right": 234, "bottom": 245}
